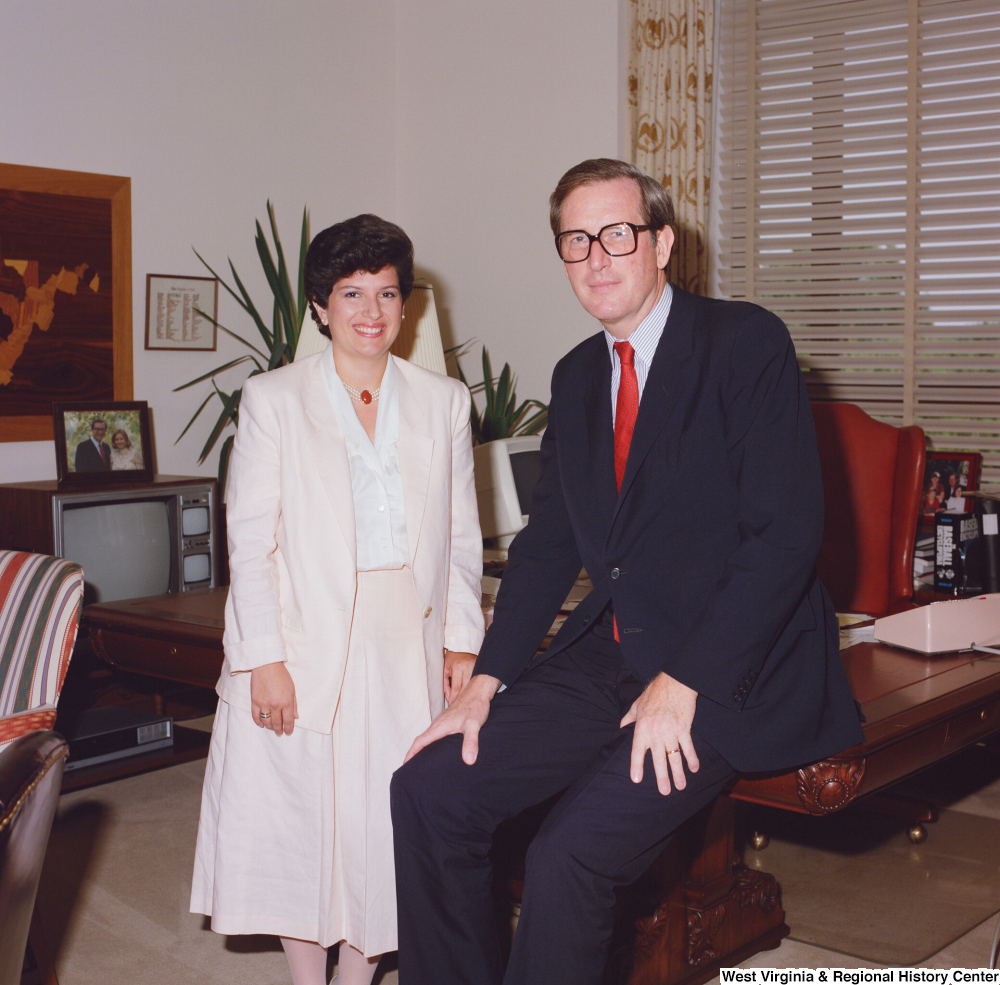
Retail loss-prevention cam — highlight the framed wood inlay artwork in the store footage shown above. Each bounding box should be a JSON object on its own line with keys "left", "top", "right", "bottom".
{"left": 0, "top": 163, "right": 132, "bottom": 442}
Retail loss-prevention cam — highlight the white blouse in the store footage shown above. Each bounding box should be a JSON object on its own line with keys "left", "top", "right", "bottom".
{"left": 321, "top": 350, "right": 410, "bottom": 572}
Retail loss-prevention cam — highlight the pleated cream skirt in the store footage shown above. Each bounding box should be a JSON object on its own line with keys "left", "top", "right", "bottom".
{"left": 190, "top": 567, "right": 431, "bottom": 956}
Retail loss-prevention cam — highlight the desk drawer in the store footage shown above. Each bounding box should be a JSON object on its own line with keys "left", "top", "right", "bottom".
{"left": 943, "top": 696, "right": 1000, "bottom": 753}
{"left": 91, "top": 628, "right": 223, "bottom": 689}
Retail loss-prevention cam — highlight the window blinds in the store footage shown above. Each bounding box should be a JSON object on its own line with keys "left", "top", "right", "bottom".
{"left": 717, "top": 0, "right": 1000, "bottom": 488}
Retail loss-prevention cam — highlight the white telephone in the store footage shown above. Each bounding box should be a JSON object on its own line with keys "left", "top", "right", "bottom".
{"left": 873, "top": 594, "right": 1000, "bottom": 655}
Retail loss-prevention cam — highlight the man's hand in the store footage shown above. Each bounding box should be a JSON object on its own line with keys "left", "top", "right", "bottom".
{"left": 620, "top": 672, "right": 699, "bottom": 795}
{"left": 251, "top": 661, "right": 298, "bottom": 735}
{"left": 405, "top": 673, "right": 501, "bottom": 766}
{"left": 443, "top": 650, "right": 477, "bottom": 703}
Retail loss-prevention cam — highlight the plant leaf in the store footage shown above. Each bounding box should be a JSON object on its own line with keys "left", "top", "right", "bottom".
{"left": 191, "top": 307, "right": 269, "bottom": 360}
{"left": 217, "top": 433, "right": 236, "bottom": 499}
{"left": 227, "top": 258, "right": 274, "bottom": 351}
{"left": 481, "top": 347, "right": 495, "bottom": 424}
{"left": 268, "top": 341, "right": 291, "bottom": 371}
{"left": 515, "top": 405, "right": 548, "bottom": 435}
{"left": 193, "top": 248, "right": 249, "bottom": 312}
{"left": 173, "top": 355, "right": 255, "bottom": 391}
{"left": 257, "top": 214, "right": 297, "bottom": 350}
{"left": 266, "top": 202, "right": 298, "bottom": 331}
{"left": 213, "top": 321, "right": 269, "bottom": 360}
{"left": 197, "top": 386, "right": 242, "bottom": 464}
{"left": 174, "top": 390, "right": 216, "bottom": 444}
{"left": 295, "top": 207, "right": 309, "bottom": 353}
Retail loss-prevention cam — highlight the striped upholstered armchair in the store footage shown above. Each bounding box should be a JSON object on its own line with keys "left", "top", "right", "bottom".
{"left": 0, "top": 551, "right": 84, "bottom": 749}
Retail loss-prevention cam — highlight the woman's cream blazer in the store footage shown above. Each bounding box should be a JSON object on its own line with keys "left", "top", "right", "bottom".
{"left": 217, "top": 351, "right": 485, "bottom": 733}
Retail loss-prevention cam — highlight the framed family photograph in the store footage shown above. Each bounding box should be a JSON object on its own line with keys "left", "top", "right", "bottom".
{"left": 144, "top": 274, "right": 218, "bottom": 350}
{"left": 53, "top": 401, "right": 153, "bottom": 484}
{"left": 920, "top": 450, "right": 981, "bottom": 522}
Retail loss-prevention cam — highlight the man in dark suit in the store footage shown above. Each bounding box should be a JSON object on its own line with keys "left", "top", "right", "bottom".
{"left": 74, "top": 418, "right": 111, "bottom": 472}
{"left": 391, "top": 159, "right": 863, "bottom": 985}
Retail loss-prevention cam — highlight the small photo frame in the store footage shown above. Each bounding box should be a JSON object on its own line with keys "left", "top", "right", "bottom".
{"left": 53, "top": 402, "right": 153, "bottom": 484}
{"left": 921, "top": 450, "right": 981, "bottom": 521}
{"left": 144, "top": 274, "right": 218, "bottom": 351}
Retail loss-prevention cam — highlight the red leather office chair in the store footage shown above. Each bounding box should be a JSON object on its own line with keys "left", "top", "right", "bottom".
{"left": 810, "top": 402, "right": 926, "bottom": 616}
{"left": 741, "top": 406, "right": 932, "bottom": 851}
{"left": 0, "top": 731, "right": 67, "bottom": 985}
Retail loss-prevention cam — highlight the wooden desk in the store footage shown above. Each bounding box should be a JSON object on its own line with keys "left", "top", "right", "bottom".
{"left": 86, "top": 587, "right": 226, "bottom": 689}
{"left": 730, "top": 642, "right": 1000, "bottom": 816}
{"left": 82, "top": 591, "right": 1000, "bottom": 985}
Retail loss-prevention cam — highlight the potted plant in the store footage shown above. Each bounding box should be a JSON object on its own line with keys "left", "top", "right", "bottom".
{"left": 450, "top": 344, "right": 547, "bottom": 443}
{"left": 175, "top": 203, "right": 308, "bottom": 496}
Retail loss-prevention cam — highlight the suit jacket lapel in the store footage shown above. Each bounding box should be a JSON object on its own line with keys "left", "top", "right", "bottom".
{"left": 395, "top": 360, "right": 434, "bottom": 566}
{"left": 614, "top": 288, "right": 696, "bottom": 514}
{"left": 303, "top": 357, "right": 357, "bottom": 566}
{"left": 582, "top": 342, "right": 618, "bottom": 529}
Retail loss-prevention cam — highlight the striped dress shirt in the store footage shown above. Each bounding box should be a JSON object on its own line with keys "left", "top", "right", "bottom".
{"left": 604, "top": 282, "right": 673, "bottom": 425}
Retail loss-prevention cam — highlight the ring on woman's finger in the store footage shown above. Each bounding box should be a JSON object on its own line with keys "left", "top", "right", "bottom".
{"left": 666, "top": 748, "right": 680, "bottom": 755}
{"left": 260, "top": 712, "right": 271, "bottom": 720}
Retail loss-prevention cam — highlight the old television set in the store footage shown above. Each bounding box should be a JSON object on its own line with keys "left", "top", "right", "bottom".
{"left": 0, "top": 476, "right": 219, "bottom": 604}
{"left": 473, "top": 436, "right": 543, "bottom": 548}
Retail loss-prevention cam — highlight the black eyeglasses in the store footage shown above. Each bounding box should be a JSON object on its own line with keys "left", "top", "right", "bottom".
{"left": 555, "top": 222, "right": 652, "bottom": 263}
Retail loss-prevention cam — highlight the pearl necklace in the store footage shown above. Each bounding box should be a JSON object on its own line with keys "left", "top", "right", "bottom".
{"left": 342, "top": 381, "right": 380, "bottom": 405}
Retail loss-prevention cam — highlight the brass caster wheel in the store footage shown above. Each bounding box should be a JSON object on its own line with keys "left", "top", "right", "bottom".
{"left": 907, "top": 823, "right": 928, "bottom": 844}
{"left": 751, "top": 831, "right": 770, "bottom": 851}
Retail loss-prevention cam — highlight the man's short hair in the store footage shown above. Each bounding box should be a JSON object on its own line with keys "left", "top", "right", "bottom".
{"left": 549, "top": 159, "right": 675, "bottom": 237}
{"left": 304, "top": 214, "right": 414, "bottom": 338}
{"left": 90, "top": 419, "right": 106, "bottom": 430}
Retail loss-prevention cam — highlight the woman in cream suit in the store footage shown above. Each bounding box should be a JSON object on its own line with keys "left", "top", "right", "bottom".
{"left": 191, "top": 215, "right": 485, "bottom": 985}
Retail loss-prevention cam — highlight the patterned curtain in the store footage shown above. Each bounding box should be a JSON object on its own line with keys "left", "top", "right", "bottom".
{"left": 628, "top": 0, "right": 714, "bottom": 295}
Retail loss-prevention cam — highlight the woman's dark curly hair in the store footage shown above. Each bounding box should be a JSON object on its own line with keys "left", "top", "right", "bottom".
{"left": 304, "top": 214, "right": 414, "bottom": 337}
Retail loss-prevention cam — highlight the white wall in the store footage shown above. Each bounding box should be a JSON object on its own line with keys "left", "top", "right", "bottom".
{"left": 0, "top": 0, "right": 621, "bottom": 485}
{"left": 394, "top": 0, "right": 621, "bottom": 404}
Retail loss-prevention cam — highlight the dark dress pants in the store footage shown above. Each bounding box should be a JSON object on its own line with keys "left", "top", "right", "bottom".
{"left": 390, "top": 613, "right": 736, "bottom": 985}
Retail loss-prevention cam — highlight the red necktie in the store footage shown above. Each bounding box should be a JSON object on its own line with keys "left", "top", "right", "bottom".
{"left": 100, "top": 443, "right": 108, "bottom": 465}
{"left": 612, "top": 341, "right": 639, "bottom": 641}
{"left": 613, "top": 341, "right": 639, "bottom": 492}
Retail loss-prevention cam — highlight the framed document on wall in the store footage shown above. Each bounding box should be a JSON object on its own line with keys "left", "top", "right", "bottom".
{"left": 144, "top": 274, "right": 218, "bottom": 351}
{"left": 0, "top": 163, "right": 132, "bottom": 442}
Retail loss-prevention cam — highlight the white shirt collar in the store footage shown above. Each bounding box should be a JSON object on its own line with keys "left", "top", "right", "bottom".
{"left": 603, "top": 281, "right": 673, "bottom": 366}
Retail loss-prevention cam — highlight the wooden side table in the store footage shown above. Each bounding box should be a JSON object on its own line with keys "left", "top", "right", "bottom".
{"left": 86, "top": 587, "right": 227, "bottom": 689}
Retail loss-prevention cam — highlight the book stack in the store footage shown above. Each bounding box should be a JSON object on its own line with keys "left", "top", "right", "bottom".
{"left": 934, "top": 511, "right": 981, "bottom": 595}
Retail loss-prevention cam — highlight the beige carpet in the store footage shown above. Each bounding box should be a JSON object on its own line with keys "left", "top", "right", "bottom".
{"left": 34, "top": 728, "right": 1000, "bottom": 982}
{"left": 36, "top": 740, "right": 398, "bottom": 985}
{"left": 745, "top": 807, "right": 1000, "bottom": 965}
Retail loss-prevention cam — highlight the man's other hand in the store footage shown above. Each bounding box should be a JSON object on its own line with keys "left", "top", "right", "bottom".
{"left": 620, "top": 672, "right": 699, "bottom": 795}
{"left": 405, "top": 673, "right": 502, "bottom": 766}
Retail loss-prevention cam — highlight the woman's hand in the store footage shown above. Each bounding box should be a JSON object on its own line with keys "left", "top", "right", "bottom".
{"left": 443, "top": 650, "right": 477, "bottom": 703}
{"left": 407, "top": 673, "right": 501, "bottom": 765}
{"left": 251, "top": 661, "right": 297, "bottom": 735}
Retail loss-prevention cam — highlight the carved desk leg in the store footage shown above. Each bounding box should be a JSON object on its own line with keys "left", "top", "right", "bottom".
{"left": 622, "top": 796, "right": 788, "bottom": 985}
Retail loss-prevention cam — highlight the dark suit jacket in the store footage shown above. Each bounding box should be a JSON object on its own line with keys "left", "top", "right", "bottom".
{"left": 74, "top": 438, "right": 111, "bottom": 472}
{"left": 474, "top": 287, "right": 863, "bottom": 773}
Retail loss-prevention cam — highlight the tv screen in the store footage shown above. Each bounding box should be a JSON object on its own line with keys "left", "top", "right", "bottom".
{"left": 62, "top": 500, "right": 172, "bottom": 603}
{"left": 182, "top": 506, "right": 210, "bottom": 536}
